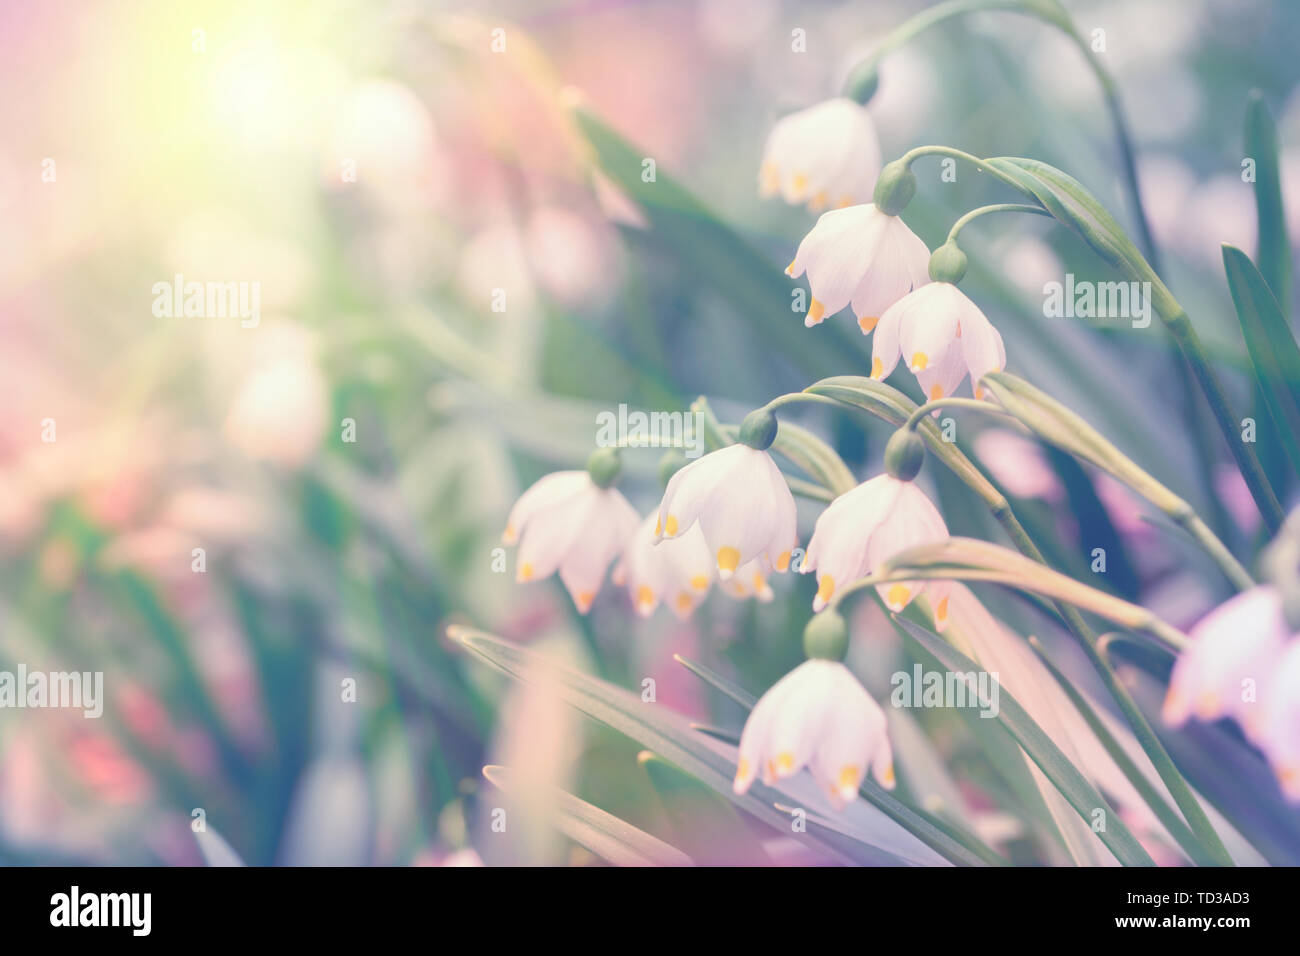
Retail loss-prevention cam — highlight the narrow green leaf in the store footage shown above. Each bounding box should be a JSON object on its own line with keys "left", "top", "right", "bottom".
{"left": 1245, "top": 91, "right": 1291, "bottom": 314}
{"left": 891, "top": 618, "right": 1155, "bottom": 866}
{"left": 1222, "top": 244, "right": 1300, "bottom": 480}
{"left": 1026, "top": 637, "right": 1210, "bottom": 864}
{"left": 483, "top": 765, "right": 694, "bottom": 867}
{"left": 637, "top": 752, "right": 772, "bottom": 865}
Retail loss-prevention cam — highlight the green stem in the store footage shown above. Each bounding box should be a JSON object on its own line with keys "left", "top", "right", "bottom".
{"left": 898, "top": 145, "right": 1030, "bottom": 192}
{"left": 903, "top": 396, "right": 1013, "bottom": 431}
{"left": 947, "top": 203, "right": 1054, "bottom": 245}
{"left": 850, "top": 0, "right": 1161, "bottom": 271}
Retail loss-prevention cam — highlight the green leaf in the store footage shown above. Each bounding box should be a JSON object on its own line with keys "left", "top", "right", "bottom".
{"left": 865, "top": 537, "right": 1189, "bottom": 651}
{"left": 482, "top": 765, "right": 694, "bottom": 867}
{"left": 637, "top": 752, "right": 772, "bottom": 865}
{"left": 1026, "top": 637, "right": 1208, "bottom": 865}
{"left": 891, "top": 618, "right": 1155, "bottom": 866}
{"left": 984, "top": 157, "right": 1146, "bottom": 274}
{"left": 1222, "top": 244, "right": 1300, "bottom": 480}
{"left": 452, "top": 627, "right": 966, "bottom": 865}
{"left": 1245, "top": 91, "right": 1291, "bottom": 315}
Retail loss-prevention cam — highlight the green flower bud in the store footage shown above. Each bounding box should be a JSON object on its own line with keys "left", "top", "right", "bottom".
{"left": 928, "top": 241, "right": 968, "bottom": 284}
{"left": 884, "top": 428, "right": 926, "bottom": 482}
{"left": 803, "top": 608, "right": 849, "bottom": 661}
{"left": 873, "top": 160, "right": 917, "bottom": 216}
{"left": 657, "top": 449, "right": 687, "bottom": 489}
{"left": 738, "top": 407, "right": 778, "bottom": 451}
{"left": 586, "top": 447, "right": 622, "bottom": 488}
{"left": 843, "top": 63, "right": 879, "bottom": 105}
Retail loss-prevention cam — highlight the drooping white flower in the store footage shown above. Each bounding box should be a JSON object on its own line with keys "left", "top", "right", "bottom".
{"left": 871, "top": 281, "right": 1006, "bottom": 400}
{"left": 758, "top": 98, "right": 882, "bottom": 212}
{"left": 503, "top": 470, "right": 638, "bottom": 613}
{"left": 733, "top": 659, "right": 895, "bottom": 809}
{"left": 719, "top": 558, "right": 775, "bottom": 603}
{"left": 613, "top": 512, "right": 714, "bottom": 619}
{"left": 1256, "top": 640, "right": 1300, "bottom": 802}
{"left": 801, "top": 474, "right": 951, "bottom": 626}
{"left": 785, "top": 203, "right": 931, "bottom": 331}
{"left": 1162, "top": 586, "right": 1292, "bottom": 739}
{"left": 655, "top": 443, "right": 797, "bottom": 580}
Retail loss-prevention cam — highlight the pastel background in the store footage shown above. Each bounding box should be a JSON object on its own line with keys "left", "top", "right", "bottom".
{"left": 1, "top": 0, "right": 1299, "bottom": 865}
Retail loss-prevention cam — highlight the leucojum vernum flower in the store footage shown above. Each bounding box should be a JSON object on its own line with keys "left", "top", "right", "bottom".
{"left": 484, "top": 3, "right": 1300, "bottom": 871}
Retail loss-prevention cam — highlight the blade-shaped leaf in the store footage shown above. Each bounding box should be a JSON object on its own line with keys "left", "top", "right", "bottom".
{"left": 482, "top": 765, "right": 694, "bottom": 867}
{"left": 1245, "top": 91, "right": 1291, "bottom": 315}
{"left": 452, "top": 627, "right": 964, "bottom": 866}
{"left": 1222, "top": 244, "right": 1300, "bottom": 479}
{"left": 891, "top": 618, "right": 1155, "bottom": 866}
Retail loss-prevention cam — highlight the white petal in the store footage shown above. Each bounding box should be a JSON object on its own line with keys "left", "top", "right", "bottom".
{"left": 503, "top": 470, "right": 588, "bottom": 544}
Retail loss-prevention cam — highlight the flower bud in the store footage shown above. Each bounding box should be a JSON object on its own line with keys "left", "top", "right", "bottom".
{"left": 884, "top": 428, "right": 926, "bottom": 482}
{"left": 872, "top": 160, "right": 917, "bottom": 216}
{"left": 928, "top": 241, "right": 968, "bottom": 284}
{"left": 586, "top": 447, "right": 622, "bottom": 489}
{"left": 803, "top": 608, "right": 849, "bottom": 661}
{"left": 738, "top": 407, "right": 778, "bottom": 451}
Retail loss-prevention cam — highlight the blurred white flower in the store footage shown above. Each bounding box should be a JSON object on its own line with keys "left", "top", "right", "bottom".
{"left": 1162, "top": 586, "right": 1291, "bottom": 738}
{"left": 1257, "top": 640, "right": 1300, "bottom": 802}
{"left": 786, "top": 203, "right": 930, "bottom": 330}
{"left": 613, "top": 512, "right": 714, "bottom": 619}
{"left": 324, "top": 78, "right": 443, "bottom": 207}
{"left": 872, "top": 281, "right": 1005, "bottom": 400}
{"left": 759, "top": 99, "right": 882, "bottom": 212}
{"left": 802, "top": 474, "right": 951, "bottom": 624}
{"left": 524, "top": 206, "right": 621, "bottom": 308}
{"left": 224, "top": 350, "right": 329, "bottom": 468}
{"left": 734, "top": 659, "right": 895, "bottom": 809}
{"left": 503, "top": 471, "right": 639, "bottom": 613}
{"left": 656, "top": 444, "right": 797, "bottom": 580}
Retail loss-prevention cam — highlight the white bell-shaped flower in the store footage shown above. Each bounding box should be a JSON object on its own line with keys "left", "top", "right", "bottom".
{"left": 613, "top": 512, "right": 714, "bottom": 619}
{"left": 758, "top": 98, "right": 882, "bottom": 212}
{"left": 733, "top": 659, "right": 895, "bottom": 810}
{"left": 871, "top": 281, "right": 1006, "bottom": 400}
{"left": 785, "top": 203, "right": 931, "bottom": 331}
{"left": 655, "top": 443, "right": 797, "bottom": 581}
{"left": 503, "top": 469, "right": 638, "bottom": 613}
{"left": 801, "top": 474, "right": 952, "bottom": 627}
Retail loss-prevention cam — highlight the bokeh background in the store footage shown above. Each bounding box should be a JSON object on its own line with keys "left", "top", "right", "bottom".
{"left": 2, "top": 0, "right": 1299, "bottom": 865}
